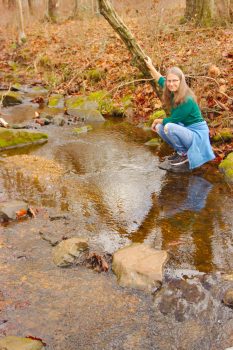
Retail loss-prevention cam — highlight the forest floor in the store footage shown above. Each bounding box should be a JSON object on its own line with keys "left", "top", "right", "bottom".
{"left": 0, "top": 7, "right": 232, "bottom": 161}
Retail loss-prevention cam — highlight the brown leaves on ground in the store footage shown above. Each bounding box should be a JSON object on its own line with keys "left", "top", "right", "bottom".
{"left": 85, "top": 252, "right": 111, "bottom": 273}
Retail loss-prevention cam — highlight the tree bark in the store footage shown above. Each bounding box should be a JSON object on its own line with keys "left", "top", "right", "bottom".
{"left": 45, "top": 0, "right": 59, "bottom": 22}
{"left": 16, "top": 0, "right": 26, "bottom": 44}
{"left": 185, "top": 0, "right": 232, "bottom": 25}
{"left": 28, "top": 0, "right": 34, "bottom": 15}
{"left": 97, "top": 0, "right": 161, "bottom": 98}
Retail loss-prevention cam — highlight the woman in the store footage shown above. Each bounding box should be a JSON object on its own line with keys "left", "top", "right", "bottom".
{"left": 145, "top": 57, "right": 215, "bottom": 169}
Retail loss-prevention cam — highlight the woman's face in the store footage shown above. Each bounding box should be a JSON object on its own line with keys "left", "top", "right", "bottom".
{"left": 166, "top": 73, "right": 180, "bottom": 92}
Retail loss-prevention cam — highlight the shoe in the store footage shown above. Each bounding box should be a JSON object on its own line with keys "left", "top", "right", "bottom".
{"left": 167, "top": 153, "right": 179, "bottom": 161}
{"left": 170, "top": 154, "right": 189, "bottom": 166}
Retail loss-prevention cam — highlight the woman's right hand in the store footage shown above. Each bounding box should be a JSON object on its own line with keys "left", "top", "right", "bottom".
{"left": 151, "top": 118, "right": 163, "bottom": 131}
{"left": 145, "top": 56, "right": 153, "bottom": 69}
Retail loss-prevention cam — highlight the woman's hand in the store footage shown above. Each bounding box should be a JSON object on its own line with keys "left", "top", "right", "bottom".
{"left": 151, "top": 118, "right": 163, "bottom": 131}
{"left": 145, "top": 56, "right": 154, "bottom": 69}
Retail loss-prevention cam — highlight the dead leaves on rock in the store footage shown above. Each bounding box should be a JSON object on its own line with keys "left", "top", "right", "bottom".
{"left": 85, "top": 252, "right": 111, "bottom": 273}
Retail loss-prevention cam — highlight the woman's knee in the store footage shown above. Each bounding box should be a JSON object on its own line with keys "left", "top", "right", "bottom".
{"left": 156, "top": 123, "right": 163, "bottom": 134}
{"left": 164, "top": 123, "right": 173, "bottom": 135}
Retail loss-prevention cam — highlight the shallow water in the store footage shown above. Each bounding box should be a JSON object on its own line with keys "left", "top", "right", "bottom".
{"left": 1, "top": 101, "right": 233, "bottom": 349}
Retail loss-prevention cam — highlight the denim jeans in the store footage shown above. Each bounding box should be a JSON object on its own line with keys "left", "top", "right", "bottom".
{"left": 156, "top": 122, "right": 194, "bottom": 154}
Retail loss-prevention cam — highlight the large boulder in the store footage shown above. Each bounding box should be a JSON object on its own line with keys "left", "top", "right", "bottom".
{"left": 112, "top": 243, "right": 168, "bottom": 292}
{"left": 0, "top": 129, "right": 48, "bottom": 150}
{"left": 67, "top": 108, "right": 105, "bottom": 122}
{"left": 53, "top": 237, "right": 89, "bottom": 267}
{"left": 0, "top": 200, "right": 29, "bottom": 221}
{"left": 219, "top": 152, "right": 233, "bottom": 183}
{"left": 0, "top": 336, "right": 44, "bottom": 350}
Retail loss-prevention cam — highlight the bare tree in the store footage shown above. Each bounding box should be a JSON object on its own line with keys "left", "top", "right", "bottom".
{"left": 45, "top": 0, "right": 59, "bottom": 22}
{"left": 97, "top": 0, "right": 161, "bottom": 98}
{"left": 16, "top": 0, "right": 26, "bottom": 44}
{"left": 185, "top": 0, "right": 233, "bottom": 25}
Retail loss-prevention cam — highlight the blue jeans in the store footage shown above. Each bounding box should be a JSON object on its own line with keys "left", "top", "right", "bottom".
{"left": 156, "top": 123, "right": 194, "bottom": 154}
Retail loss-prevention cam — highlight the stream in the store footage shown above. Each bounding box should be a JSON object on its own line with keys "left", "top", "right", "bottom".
{"left": 0, "top": 92, "right": 233, "bottom": 350}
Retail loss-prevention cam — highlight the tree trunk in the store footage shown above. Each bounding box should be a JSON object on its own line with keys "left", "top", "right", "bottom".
{"left": 73, "top": 0, "right": 78, "bottom": 17}
{"left": 28, "top": 0, "right": 34, "bottom": 15}
{"left": 16, "top": 0, "right": 26, "bottom": 44}
{"left": 97, "top": 0, "right": 161, "bottom": 98}
{"left": 45, "top": 0, "right": 59, "bottom": 22}
{"left": 185, "top": 0, "right": 233, "bottom": 25}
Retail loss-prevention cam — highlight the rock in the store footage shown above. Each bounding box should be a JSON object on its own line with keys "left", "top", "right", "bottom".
{"left": 67, "top": 108, "right": 105, "bottom": 122}
{"left": 53, "top": 237, "right": 89, "bottom": 267}
{"left": 0, "top": 336, "right": 44, "bottom": 350}
{"left": 48, "top": 94, "right": 64, "bottom": 109}
{"left": 222, "top": 289, "right": 233, "bottom": 308}
{"left": 1, "top": 91, "right": 22, "bottom": 107}
{"left": 213, "top": 129, "right": 233, "bottom": 143}
{"left": 52, "top": 115, "right": 65, "bottom": 126}
{"left": 0, "top": 200, "right": 29, "bottom": 220}
{"left": 219, "top": 152, "right": 233, "bottom": 183}
{"left": 112, "top": 243, "right": 168, "bottom": 291}
{"left": 145, "top": 138, "right": 161, "bottom": 147}
{"left": 73, "top": 125, "right": 93, "bottom": 134}
{"left": 0, "top": 129, "right": 48, "bottom": 150}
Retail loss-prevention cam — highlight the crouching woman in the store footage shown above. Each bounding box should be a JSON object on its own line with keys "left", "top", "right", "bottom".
{"left": 145, "top": 57, "right": 215, "bottom": 169}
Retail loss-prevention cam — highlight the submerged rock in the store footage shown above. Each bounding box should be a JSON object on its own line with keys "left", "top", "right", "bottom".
{"left": 0, "top": 129, "right": 48, "bottom": 150}
{"left": 112, "top": 243, "right": 168, "bottom": 292}
{"left": 52, "top": 114, "right": 65, "bottom": 126}
{"left": 145, "top": 138, "right": 161, "bottom": 147}
{"left": 53, "top": 237, "right": 89, "bottom": 267}
{"left": 73, "top": 125, "right": 93, "bottom": 134}
{"left": 0, "top": 336, "right": 44, "bottom": 350}
{"left": 0, "top": 200, "right": 29, "bottom": 221}
{"left": 67, "top": 108, "right": 105, "bottom": 122}
{"left": 219, "top": 152, "right": 233, "bottom": 183}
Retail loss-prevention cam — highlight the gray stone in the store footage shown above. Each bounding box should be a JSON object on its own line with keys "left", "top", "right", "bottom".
{"left": 0, "top": 336, "right": 44, "bottom": 350}
{"left": 112, "top": 243, "right": 168, "bottom": 292}
{"left": 219, "top": 152, "right": 233, "bottom": 183}
{"left": 52, "top": 115, "right": 65, "bottom": 126}
{"left": 67, "top": 108, "right": 105, "bottom": 122}
{"left": 53, "top": 237, "right": 89, "bottom": 267}
{"left": 222, "top": 289, "right": 233, "bottom": 308}
{"left": 145, "top": 138, "right": 161, "bottom": 147}
{"left": 0, "top": 200, "right": 29, "bottom": 220}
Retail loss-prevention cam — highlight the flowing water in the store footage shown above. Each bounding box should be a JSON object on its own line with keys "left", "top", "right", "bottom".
{"left": 0, "top": 99, "right": 233, "bottom": 349}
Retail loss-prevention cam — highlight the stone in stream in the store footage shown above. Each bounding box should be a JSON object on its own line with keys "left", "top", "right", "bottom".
{"left": 53, "top": 237, "right": 89, "bottom": 267}
{"left": 52, "top": 114, "right": 65, "bottom": 126}
{"left": 222, "top": 289, "right": 233, "bottom": 308}
{"left": 0, "top": 91, "right": 22, "bottom": 107}
{"left": 0, "top": 129, "right": 48, "bottom": 150}
{"left": 0, "top": 336, "right": 44, "bottom": 350}
{"left": 219, "top": 152, "right": 233, "bottom": 183}
{"left": 48, "top": 94, "right": 64, "bottom": 109}
{"left": 0, "top": 200, "right": 29, "bottom": 221}
{"left": 112, "top": 243, "right": 168, "bottom": 292}
{"left": 67, "top": 108, "right": 105, "bottom": 122}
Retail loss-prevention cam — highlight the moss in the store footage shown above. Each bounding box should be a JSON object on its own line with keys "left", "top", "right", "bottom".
{"left": 145, "top": 138, "right": 161, "bottom": 147}
{"left": 65, "top": 96, "right": 85, "bottom": 109}
{"left": 86, "top": 69, "right": 106, "bottom": 82}
{"left": 213, "top": 129, "right": 233, "bottom": 143}
{"left": 73, "top": 125, "right": 93, "bottom": 134}
{"left": 0, "top": 129, "right": 48, "bottom": 150}
{"left": 87, "top": 90, "right": 114, "bottom": 115}
{"left": 144, "top": 109, "right": 166, "bottom": 127}
{"left": 38, "top": 54, "right": 53, "bottom": 68}
{"left": 48, "top": 94, "right": 64, "bottom": 108}
{"left": 1, "top": 91, "right": 22, "bottom": 107}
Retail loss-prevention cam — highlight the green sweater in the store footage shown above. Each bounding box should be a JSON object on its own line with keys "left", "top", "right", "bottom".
{"left": 158, "top": 76, "right": 204, "bottom": 126}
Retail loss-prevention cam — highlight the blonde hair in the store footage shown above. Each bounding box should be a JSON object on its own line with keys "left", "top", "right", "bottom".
{"left": 163, "top": 67, "right": 197, "bottom": 110}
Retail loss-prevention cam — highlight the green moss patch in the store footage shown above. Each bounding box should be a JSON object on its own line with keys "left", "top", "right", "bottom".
{"left": 1, "top": 91, "right": 22, "bottom": 107}
{"left": 86, "top": 68, "right": 106, "bottom": 82}
{"left": 48, "top": 94, "right": 64, "bottom": 108}
{"left": 219, "top": 152, "right": 233, "bottom": 183}
{"left": 0, "top": 129, "right": 48, "bottom": 150}
{"left": 73, "top": 125, "right": 93, "bottom": 134}
{"left": 145, "top": 138, "right": 161, "bottom": 147}
{"left": 213, "top": 129, "right": 233, "bottom": 143}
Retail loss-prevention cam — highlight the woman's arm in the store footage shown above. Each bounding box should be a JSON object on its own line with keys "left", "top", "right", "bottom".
{"left": 145, "top": 56, "right": 162, "bottom": 82}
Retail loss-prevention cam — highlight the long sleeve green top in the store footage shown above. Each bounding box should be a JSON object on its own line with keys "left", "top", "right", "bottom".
{"left": 158, "top": 76, "right": 204, "bottom": 126}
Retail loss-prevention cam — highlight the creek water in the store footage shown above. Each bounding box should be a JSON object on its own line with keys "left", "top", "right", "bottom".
{"left": 0, "top": 99, "right": 233, "bottom": 349}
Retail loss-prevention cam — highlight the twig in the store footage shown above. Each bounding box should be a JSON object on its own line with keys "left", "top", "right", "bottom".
{"left": 213, "top": 99, "right": 229, "bottom": 111}
{"left": 0, "top": 83, "right": 12, "bottom": 111}
{"left": 187, "top": 74, "right": 220, "bottom": 87}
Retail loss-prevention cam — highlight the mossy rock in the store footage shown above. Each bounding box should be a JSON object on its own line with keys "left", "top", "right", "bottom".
{"left": 219, "top": 152, "right": 233, "bottom": 183}
{"left": 213, "top": 129, "right": 233, "bottom": 143}
{"left": 48, "top": 94, "right": 64, "bottom": 109}
{"left": 145, "top": 138, "right": 161, "bottom": 147}
{"left": 65, "top": 96, "right": 85, "bottom": 109}
{"left": 1, "top": 91, "right": 22, "bottom": 107}
{"left": 73, "top": 125, "right": 93, "bottom": 134}
{"left": 87, "top": 90, "right": 115, "bottom": 115}
{"left": 146, "top": 109, "right": 166, "bottom": 127}
{"left": 0, "top": 129, "right": 48, "bottom": 150}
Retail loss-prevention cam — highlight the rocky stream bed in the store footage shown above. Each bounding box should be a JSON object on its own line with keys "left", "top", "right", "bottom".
{"left": 0, "top": 86, "right": 233, "bottom": 350}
